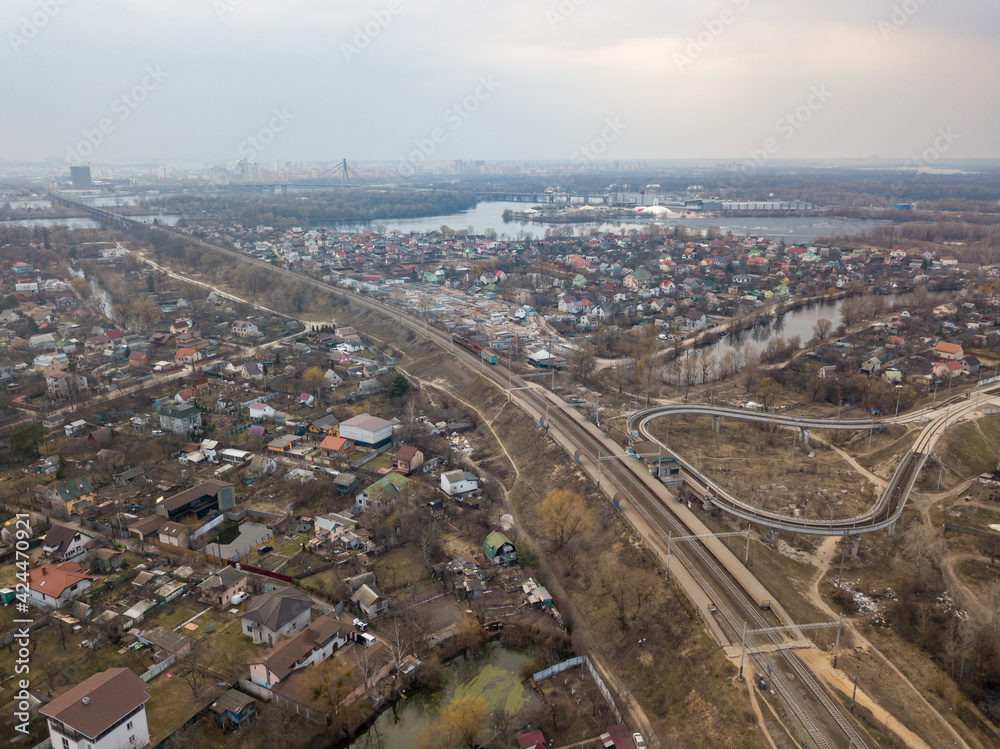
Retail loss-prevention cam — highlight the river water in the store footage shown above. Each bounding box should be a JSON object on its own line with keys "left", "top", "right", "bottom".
{"left": 693, "top": 297, "right": 849, "bottom": 362}
{"left": 319, "top": 202, "right": 889, "bottom": 242}
{"left": 0, "top": 215, "right": 181, "bottom": 229}
{"left": 347, "top": 643, "right": 538, "bottom": 749}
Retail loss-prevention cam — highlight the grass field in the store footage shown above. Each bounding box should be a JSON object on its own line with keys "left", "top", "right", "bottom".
{"left": 931, "top": 414, "right": 1000, "bottom": 490}
{"left": 647, "top": 415, "right": 878, "bottom": 517}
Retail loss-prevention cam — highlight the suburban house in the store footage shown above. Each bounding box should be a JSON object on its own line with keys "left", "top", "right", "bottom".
{"left": 248, "top": 612, "right": 351, "bottom": 688}
{"left": 933, "top": 341, "right": 964, "bottom": 360}
{"left": 40, "top": 668, "right": 151, "bottom": 749}
{"left": 394, "top": 445, "right": 424, "bottom": 474}
{"left": 241, "top": 587, "right": 314, "bottom": 645}
{"left": 128, "top": 515, "right": 168, "bottom": 543}
{"left": 351, "top": 583, "right": 389, "bottom": 619}
{"left": 319, "top": 435, "right": 353, "bottom": 459}
{"left": 47, "top": 477, "right": 96, "bottom": 516}
{"left": 247, "top": 401, "right": 275, "bottom": 420}
{"left": 308, "top": 413, "right": 340, "bottom": 437}
{"left": 314, "top": 512, "right": 357, "bottom": 544}
{"left": 210, "top": 689, "right": 258, "bottom": 732}
{"left": 483, "top": 531, "right": 517, "bottom": 566}
{"left": 27, "top": 561, "right": 92, "bottom": 609}
{"left": 175, "top": 347, "right": 203, "bottom": 365}
{"left": 441, "top": 470, "right": 479, "bottom": 496}
{"left": 158, "top": 402, "right": 202, "bottom": 435}
{"left": 333, "top": 473, "right": 360, "bottom": 494}
{"left": 355, "top": 472, "right": 409, "bottom": 511}
{"left": 174, "top": 387, "right": 196, "bottom": 405}
{"left": 41, "top": 525, "right": 96, "bottom": 562}
{"left": 155, "top": 480, "right": 235, "bottom": 521}
{"left": 338, "top": 413, "right": 394, "bottom": 449}
{"left": 232, "top": 320, "right": 259, "bottom": 337}
{"left": 157, "top": 521, "right": 191, "bottom": 549}
{"left": 267, "top": 435, "right": 303, "bottom": 453}
{"left": 682, "top": 309, "right": 707, "bottom": 330}
{"left": 198, "top": 566, "right": 250, "bottom": 607}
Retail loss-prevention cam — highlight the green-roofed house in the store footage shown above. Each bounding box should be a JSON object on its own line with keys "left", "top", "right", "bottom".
{"left": 355, "top": 472, "right": 409, "bottom": 512}
{"left": 46, "top": 477, "right": 96, "bottom": 515}
{"left": 483, "top": 531, "right": 517, "bottom": 566}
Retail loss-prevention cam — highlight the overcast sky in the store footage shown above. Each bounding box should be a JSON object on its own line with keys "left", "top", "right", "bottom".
{"left": 3, "top": 0, "right": 999, "bottom": 167}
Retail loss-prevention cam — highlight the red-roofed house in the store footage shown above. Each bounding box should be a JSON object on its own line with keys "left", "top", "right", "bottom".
{"left": 27, "top": 561, "right": 92, "bottom": 609}
{"left": 319, "top": 435, "right": 352, "bottom": 458}
{"left": 394, "top": 445, "right": 424, "bottom": 474}
{"left": 175, "top": 387, "right": 196, "bottom": 404}
{"left": 175, "top": 347, "right": 202, "bottom": 365}
{"left": 933, "top": 341, "right": 963, "bottom": 360}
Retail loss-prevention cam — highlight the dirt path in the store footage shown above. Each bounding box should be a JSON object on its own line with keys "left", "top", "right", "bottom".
{"left": 802, "top": 540, "right": 974, "bottom": 749}
{"left": 409, "top": 378, "right": 658, "bottom": 743}
{"left": 798, "top": 650, "right": 934, "bottom": 749}
{"left": 909, "top": 477, "right": 976, "bottom": 527}
{"left": 941, "top": 552, "right": 993, "bottom": 617}
{"left": 809, "top": 435, "right": 888, "bottom": 490}
{"left": 407, "top": 372, "right": 521, "bottom": 485}
{"left": 745, "top": 679, "right": 783, "bottom": 749}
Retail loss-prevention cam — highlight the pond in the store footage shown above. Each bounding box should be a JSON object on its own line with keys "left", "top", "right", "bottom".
{"left": 347, "top": 642, "right": 539, "bottom": 749}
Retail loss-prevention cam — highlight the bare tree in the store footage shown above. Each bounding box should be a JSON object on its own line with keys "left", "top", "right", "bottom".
{"left": 813, "top": 318, "right": 833, "bottom": 340}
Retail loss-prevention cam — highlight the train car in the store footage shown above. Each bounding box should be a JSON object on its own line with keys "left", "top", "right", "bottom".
{"left": 481, "top": 350, "right": 498, "bottom": 365}
{"left": 452, "top": 334, "right": 482, "bottom": 356}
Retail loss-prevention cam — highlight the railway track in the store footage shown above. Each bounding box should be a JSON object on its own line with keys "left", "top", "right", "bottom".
{"left": 81, "top": 199, "right": 884, "bottom": 747}
{"left": 528, "top": 390, "right": 871, "bottom": 749}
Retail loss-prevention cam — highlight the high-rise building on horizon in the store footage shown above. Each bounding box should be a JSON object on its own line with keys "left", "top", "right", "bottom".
{"left": 70, "top": 165, "right": 92, "bottom": 189}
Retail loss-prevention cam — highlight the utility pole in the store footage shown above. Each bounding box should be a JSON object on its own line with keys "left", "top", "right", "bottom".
{"left": 833, "top": 612, "right": 843, "bottom": 668}
{"left": 738, "top": 622, "right": 747, "bottom": 681}
{"left": 850, "top": 658, "right": 861, "bottom": 712}
{"left": 665, "top": 531, "right": 672, "bottom": 581}
{"left": 837, "top": 534, "right": 848, "bottom": 588}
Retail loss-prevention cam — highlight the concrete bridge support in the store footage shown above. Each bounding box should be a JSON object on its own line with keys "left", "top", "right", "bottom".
{"left": 849, "top": 534, "right": 861, "bottom": 558}
{"left": 800, "top": 427, "right": 810, "bottom": 444}
{"left": 713, "top": 415, "right": 722, "bottom": 433}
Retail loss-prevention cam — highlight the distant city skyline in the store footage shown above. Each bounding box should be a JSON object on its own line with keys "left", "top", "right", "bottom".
{"left": 3, "top": 0, "right": 999, "bottom": 167}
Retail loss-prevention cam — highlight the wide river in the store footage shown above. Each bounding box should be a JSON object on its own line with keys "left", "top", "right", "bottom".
{"left": 321, "top": 201, "right": 891, "bottom": 242}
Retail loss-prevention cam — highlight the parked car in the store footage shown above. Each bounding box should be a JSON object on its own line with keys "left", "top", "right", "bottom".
{"left": 231, "top": 592, "right": 249, "bottom": 605}
{"left": 633, "top": 733, "right": 646, "bottom": 749}
{"left": 353, "top": 617, "right": 368, "bottom": 632}
{"left": 257, "top": 545, "right": 273, "bottom": 555}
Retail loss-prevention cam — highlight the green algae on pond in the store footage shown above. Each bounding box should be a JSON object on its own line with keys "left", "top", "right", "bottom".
{"left": 346, "top": 643, "right": 538, "bottom": 749}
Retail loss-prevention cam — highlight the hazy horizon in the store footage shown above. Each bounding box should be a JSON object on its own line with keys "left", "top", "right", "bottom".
{"left": 4, "top": 1, "right": 999, "bottom": 168}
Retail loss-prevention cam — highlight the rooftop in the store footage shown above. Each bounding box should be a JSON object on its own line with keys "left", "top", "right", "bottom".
{"left": 40, "top": 668, "right": 150, "bottom": 740}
